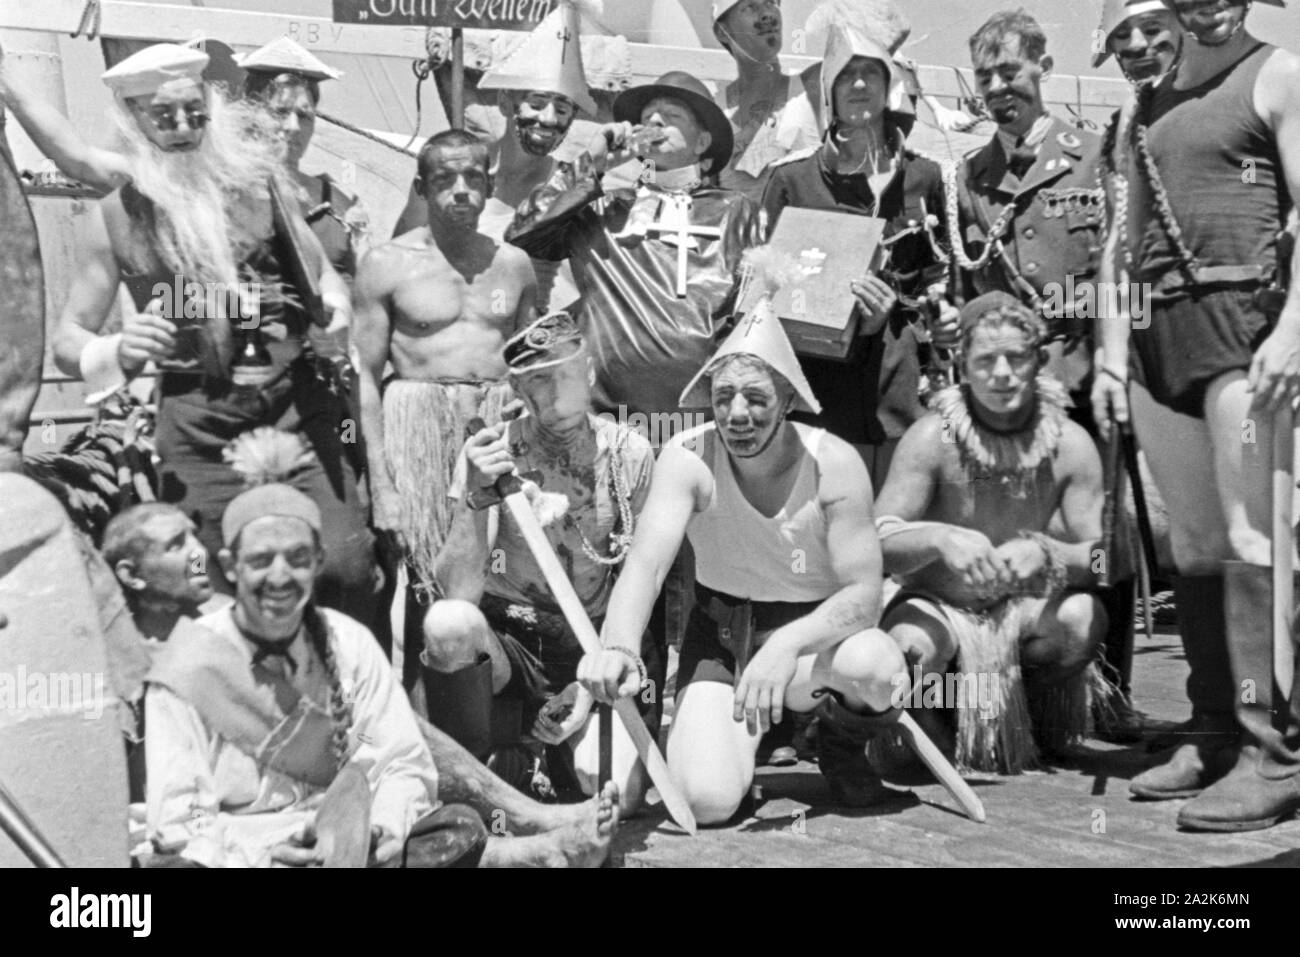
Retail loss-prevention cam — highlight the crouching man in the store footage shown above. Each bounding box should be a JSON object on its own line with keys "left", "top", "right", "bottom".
{"left": 419, "top": 312, "right": 657, "bottom": 810}
{"left": 876, "top": 292, "right": 1109, "bottom": 773}
{"left": 579, "top": 304, "right": 908, "bottom": 825}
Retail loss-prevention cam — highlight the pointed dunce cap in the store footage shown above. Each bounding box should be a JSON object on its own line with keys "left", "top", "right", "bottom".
{"left": 679, "top": 296, "right": 821, "bottom": 414}
{"left": 478, "top": 1, "right": 598, "bottom": 117}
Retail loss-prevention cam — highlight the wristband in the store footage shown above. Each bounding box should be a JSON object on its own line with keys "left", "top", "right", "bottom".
{"left": 1021, "top": 531, "right": 1069, "bottom": 597}
{"left": 602, "top": 644, "right": 647, "bottom": 687}
{"left": 78, "top": 333, "right": 128, "bottom": 405}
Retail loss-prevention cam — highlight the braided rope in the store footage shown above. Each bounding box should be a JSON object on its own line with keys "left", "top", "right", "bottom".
{"left": 938, "top": 160, "right": 1021, "bottom": 272}
{"left": 1131, "top": 81, "right": 1200, "bottom": 284}
{"left": 318, "top": 111, "right": 421, "bottom": 157}
{"left": 304, "top": 605, "right": 355, "bottom": 772}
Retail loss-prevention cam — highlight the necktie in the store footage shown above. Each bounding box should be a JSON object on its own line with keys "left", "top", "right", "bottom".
{"left": 249, "top": 636, "right": 298, "bottom": 675}
{"left": 1007, "top": 137, "right": 1037, "bottom": 178}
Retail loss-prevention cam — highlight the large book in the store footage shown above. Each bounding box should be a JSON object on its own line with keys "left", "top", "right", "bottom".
{"left": 740, "top": 207, "right": 886, "bottom": 361}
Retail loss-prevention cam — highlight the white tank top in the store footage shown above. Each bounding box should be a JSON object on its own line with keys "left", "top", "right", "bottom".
{"left": 682, "top": 422, "right": 840, "bottom": 602}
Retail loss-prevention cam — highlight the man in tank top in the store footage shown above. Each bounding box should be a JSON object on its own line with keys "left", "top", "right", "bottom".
{"left": 1091, "top": 0, "right": 1300, "bottom": 832}
{"left": 577, "top": 295, "right": 909, "bottom": 825}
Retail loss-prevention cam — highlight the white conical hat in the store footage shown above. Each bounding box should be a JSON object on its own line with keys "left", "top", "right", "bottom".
{"left": 679, "top": 297, "right": 821, "bottom": 415}
{"left": 235, "top": 37, "right": 343, "bottom": 81}
{"left": 711, "top": 0, "right": 744, "bottom": 22}
{"left": 478, "top": 1, "right": 598, "bottom": 117}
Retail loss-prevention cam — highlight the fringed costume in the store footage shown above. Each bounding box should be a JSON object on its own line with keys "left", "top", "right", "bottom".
{"left": 879, "top": 375, "right": 1115, "bottom": 773}
{"left": 381, "top": 378, "right": 513, "bottom": 597}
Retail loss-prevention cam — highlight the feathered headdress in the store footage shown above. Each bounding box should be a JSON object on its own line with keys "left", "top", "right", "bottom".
{"left": 220, "top": 428, "right": 322, "bottom": 545}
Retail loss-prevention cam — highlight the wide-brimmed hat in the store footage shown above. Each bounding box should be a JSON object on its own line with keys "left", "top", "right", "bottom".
{"left": 234, "top": 37, "right": 342, "bottom": 82}
{"left": 613, "top": 71, "right": 733, "bottom": 175}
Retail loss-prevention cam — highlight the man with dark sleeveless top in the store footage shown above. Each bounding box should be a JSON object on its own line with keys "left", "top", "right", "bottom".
{"left": 48, "top": 45, "right": 378, "bottom": 629}
{"left": 1092, "top": 0, "right": 1300, "bottom": 832}
{"left": 577, "top": 296, "right": 908, "bottom": 825}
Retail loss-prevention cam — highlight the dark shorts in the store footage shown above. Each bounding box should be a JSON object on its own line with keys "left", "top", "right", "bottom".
{"left": 483, "top": 595, "right": 663, "bottom": 736}
{"left": 1129, "top": 287, "right": 1272, "bottom": 419}
{"left": 677, "top": 584, "right": 821, "bottom": 689}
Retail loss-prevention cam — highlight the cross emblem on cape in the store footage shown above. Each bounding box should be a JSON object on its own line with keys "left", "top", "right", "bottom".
{"left": 644, "top": 194, "right": 723, "bottom": 298}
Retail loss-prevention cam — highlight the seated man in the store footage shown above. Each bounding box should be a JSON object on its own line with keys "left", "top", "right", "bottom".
{"left": 421, "top": 312, "right": 656, "bottom": 810}
{"left": 101, "top": 502, "right": 228, "bottom": 803}
{"left": 578, "top": 301, "right": 908, "bottom": 825}
{"left": 875, "top": 292, "right": 1108, "bottom": 773}
{"left": 143, "top": 457, "right": 618, "bottom": 867}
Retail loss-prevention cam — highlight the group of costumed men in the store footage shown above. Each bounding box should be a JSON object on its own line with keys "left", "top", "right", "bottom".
{"left": 0, "top": 0, "right": 1297, "bottom": 868}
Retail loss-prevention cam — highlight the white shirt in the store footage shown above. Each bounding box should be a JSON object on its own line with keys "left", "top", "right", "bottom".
{"left": 144, "top": 607, "right": 437, "bottom": 868}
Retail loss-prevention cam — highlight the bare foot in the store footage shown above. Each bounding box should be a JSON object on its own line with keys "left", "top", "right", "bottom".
{"left": 480, "top": 783, "right": 620, "bottom": 868}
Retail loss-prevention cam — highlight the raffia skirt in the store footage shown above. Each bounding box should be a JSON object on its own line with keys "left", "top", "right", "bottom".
{"left": 878, "top": 588, "right": 1112, "bottom": 774}
{"left": 381, "top": 378, "right": 512, "bottom": 594}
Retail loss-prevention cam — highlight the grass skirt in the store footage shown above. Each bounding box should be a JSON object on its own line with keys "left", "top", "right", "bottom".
{"left": 382, "top": 379, "right": 511, "bottom": 592}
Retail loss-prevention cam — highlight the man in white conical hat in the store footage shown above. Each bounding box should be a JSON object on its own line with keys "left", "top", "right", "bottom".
{"left": 235, "top": 37, "right": 369, "bottom": 280}
{"left": 578, "top": 279, "right": 910, "bottom": 823}
{"left": 393, "top": 0, "right": 602, "bottom": 311}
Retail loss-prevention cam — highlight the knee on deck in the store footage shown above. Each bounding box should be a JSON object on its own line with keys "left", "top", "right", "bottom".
{"left": 679, "top": 777, "right": 749, "bottom": 827}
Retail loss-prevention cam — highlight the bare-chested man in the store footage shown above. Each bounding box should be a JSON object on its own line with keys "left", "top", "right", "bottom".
{"left": 354, "top": 129, "right": 536, "bottom": 614}
{"left": 876, "top": 292, "right": 1109, "bottom": 774}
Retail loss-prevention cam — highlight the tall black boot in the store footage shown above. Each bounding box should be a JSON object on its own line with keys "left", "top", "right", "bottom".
{"left": 1129, "top": 574, "right": 1239, "bottom": 800}
{"left": 421, "top": 653, "right": 493, "bottom": 764}
{"left": 1178, "top": 562, "right": 1300, "bottom": 831}
{"left": 814, "top": 692, "right": 900, "bottom": 807}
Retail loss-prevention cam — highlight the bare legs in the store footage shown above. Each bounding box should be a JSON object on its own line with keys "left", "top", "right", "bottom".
{"left": 666, "top": 628, "right": 905, "bottom": 826}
